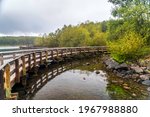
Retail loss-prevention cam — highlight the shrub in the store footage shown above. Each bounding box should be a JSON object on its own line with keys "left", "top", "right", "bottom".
{"left": 107, "top": 32, "right": 146, "bottom": 63}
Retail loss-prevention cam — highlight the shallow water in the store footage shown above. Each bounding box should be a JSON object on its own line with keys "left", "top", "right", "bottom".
{"left": 12, "top": 57, "right": 150, "bottom": 100}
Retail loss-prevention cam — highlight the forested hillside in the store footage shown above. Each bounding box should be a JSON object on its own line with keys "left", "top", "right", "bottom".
{"left": 0, "top": 36, "right": 36, "bottom": 46}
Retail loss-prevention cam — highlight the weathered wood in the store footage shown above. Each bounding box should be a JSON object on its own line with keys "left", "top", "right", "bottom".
{"left": 21, "top": 56, "right": 26, "bottom": 76}
{"left": 0, "top": 54, "right": 4, "bottom": 65}
{"left": 45, "top": 51, "right": 48, "bottom": 62}
{"left": 13, "top": 53, "right": 16, "bottom": 59}
{"left": 51, "top": 50, "right": 53, "bottom": 59}
{"left": 28, "top": 54, "right": 31, "bottom": 70}
{"left": 33, "top": 53, "right": 36, "bottom": 67}
{"left": 56, "top": 50, "right": 59, "bottom": 57}
{"left": 4, "top": 64, "right": 11, "bottom": 99}
{"left": 15, "top": 59, "right": 20, "bottom": 83}
{"left": 0, "top": 69, "right": 5, "bottom": 99}
{"left": 40, "top": 51, "right": 43, "bottom": 64}
{"left": 70, "top": 49, "right": 72, "bottom": 55}
{"left": 61, "top": 49, "right": 63, "bottom": 57}
{"left": 0, "top": 46, "right": 107, "bottom": 99}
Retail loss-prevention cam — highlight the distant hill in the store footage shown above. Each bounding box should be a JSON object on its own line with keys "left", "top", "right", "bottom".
{"left": 0, "top": 36, "right": 36, "bottom": 46}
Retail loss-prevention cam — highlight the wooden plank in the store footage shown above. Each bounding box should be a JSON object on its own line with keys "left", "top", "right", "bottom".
{"left": 45, "top": 51, "right": 48, "bottom": 62}
{"left": 51, "top": 50, "right": 53, "bottom": 59}
{"left": 15, "top": 59, "right": 20, "bottom": 83}
{"left": 4, "top": 64, "right": 11, "bottom": 99}
{"left": 21, "top": 56, "right": 26, "bottom": 76}
{"left": 0, "top": 54, "right": 4, "bottom": 65}
{"left": 28, "top": 54, "right": 31, "bottom": 70}
{"left": 33, "top": 53, "right": 36, "bottom": 67}
{"left": 0, "top": 69, "right": 5, "bottom": 99}
{"left": 40, "top": 51, "right": 43, "bottom": 64}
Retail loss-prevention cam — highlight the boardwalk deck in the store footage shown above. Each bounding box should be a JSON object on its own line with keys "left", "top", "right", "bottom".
{"left": 0, "top": 46, "right": 107, "bottom": 100}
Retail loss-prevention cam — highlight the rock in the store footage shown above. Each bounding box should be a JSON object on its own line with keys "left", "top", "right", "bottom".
{"left": 145, "top": 70, "right": 150, "bottom": 74}
{"left": 147, "top": 62, "right": 150, "bottom": 70}
{"left": 141, "top": 67, "right": 147, "bottom": 71}
{"left": 115, "top": 63, "right": 128, "bottom": 70}
{"left": 118, "top": 80, "right": 124, "bottom": 84}
{"left": 123, "top": 86, "right": 131, "bottom": 90}
{"left": 111, "top": 80, "right": 119, "bottom": 83}
{"left": 142, "top": 80, "right": 150, "bottom": 86}
{"left": 132, "top": 74, "right": 139, "bottom": 79}
{"left": 116, "top": 72, "right": 124, "bottom": 77}
{"left": 147, "top": 87, "right": 150, "bottom": 92}
{"left": 131, "top": 66, "right": 143, "bottom": 74}
{"left": 104, "top": 59, "right": 119, "bottom": 69}
{"left": 86, "top": 63, "right": 90, "bottom": 65}
{"left": 123, "top": 83, "right": 128, "bottom": 86}
{"left": 123, "top": 75, "right": 131, "bottom": 79}
{"left": 140, "top": 74, "right": 150, "bottom": 81}
{"left": 95, "top": 71, "right": 100, "bottom": 74}
{"left": 132, "top": 93, "right": 137, "bottom": 97}
{"left": 136, "top": 79, "right": 142, "bottom": 83}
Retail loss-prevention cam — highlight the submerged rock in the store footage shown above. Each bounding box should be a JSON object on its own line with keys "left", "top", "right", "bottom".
{"left": 95, "top": 71, "right": 100, "bottom": 74}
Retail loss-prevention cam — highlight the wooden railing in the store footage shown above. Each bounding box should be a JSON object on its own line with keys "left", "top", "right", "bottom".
{"left": 0, "top": 46, "right": 107, "bottom": 100}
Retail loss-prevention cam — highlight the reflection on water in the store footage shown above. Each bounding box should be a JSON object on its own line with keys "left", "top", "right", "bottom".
{"left": 12, "top": 57, "right": 150, "bottom": 100}
{"left": 32, "top": 70, "right": 110, "bottom": 100}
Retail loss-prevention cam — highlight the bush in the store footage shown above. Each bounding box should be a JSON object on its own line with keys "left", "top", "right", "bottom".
{"left": 107, "top": 32, "right": 147, "bottom": 63}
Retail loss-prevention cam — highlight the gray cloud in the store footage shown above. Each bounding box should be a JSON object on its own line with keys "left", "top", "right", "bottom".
{"left": 0, "top": 0, "right": 112, "bottom": 35}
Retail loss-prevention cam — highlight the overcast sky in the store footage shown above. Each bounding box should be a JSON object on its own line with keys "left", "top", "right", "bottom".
{"left": 0, "top": 0, "right": 112, "bottom": 36}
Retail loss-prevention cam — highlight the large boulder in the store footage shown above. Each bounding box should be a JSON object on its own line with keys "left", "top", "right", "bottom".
{"left": 104, "top": 59, "right": 119, "bottom": 69}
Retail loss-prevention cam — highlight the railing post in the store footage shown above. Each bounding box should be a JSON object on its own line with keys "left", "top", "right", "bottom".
{"left": 51, "top": 50, "right": 53, "bottom": 59}
{"left": 13, "top": 53, "right": 16, "bottom": 59}
{"left": 33, "top": 53, "right": 36, "bottom": 67}
{"left": 65, "top": 49, "right": 68, "bottom": 56}
{"left": 4, "top": 64, "right": 11, "bottom": 99}
{"left": 56, "top": 50, "right": 59, "bottom": 57}
{"left": 70, "top": 49, "right": 72, "bottom": 55}
{"left": 0, "top": 69, "right": 5, "bottom": 99}
{"left": 45, "top": 51, "right": 48, "bottom": 62}
{"left": 40, "top": 51, "right": 43, "bottom": 64}
{"left": 61, "top": 49, "right": 63, "bottom": 57}
{"left": 28, "top": 54, "right": 31, "bottom": 70}
{"left": 15, "top": 59, "right": 20, "bottom": 83}
{"left": 21, "top": 56, "right": 26, "bottom": 76}
{"left": 0, "top": 54, "right": 4, "bottom": 65}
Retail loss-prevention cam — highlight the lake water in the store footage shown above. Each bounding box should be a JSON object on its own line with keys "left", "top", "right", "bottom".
{"left": 0, "top": 46, "right": 20, "bottom": 51}
{"left": 12, "top": 57, "right": 150, "bottom": 100}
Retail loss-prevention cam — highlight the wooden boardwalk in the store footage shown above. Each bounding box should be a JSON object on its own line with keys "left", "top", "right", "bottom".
{"left": 0, "top": 46, "right": 107, "bottom": 100}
